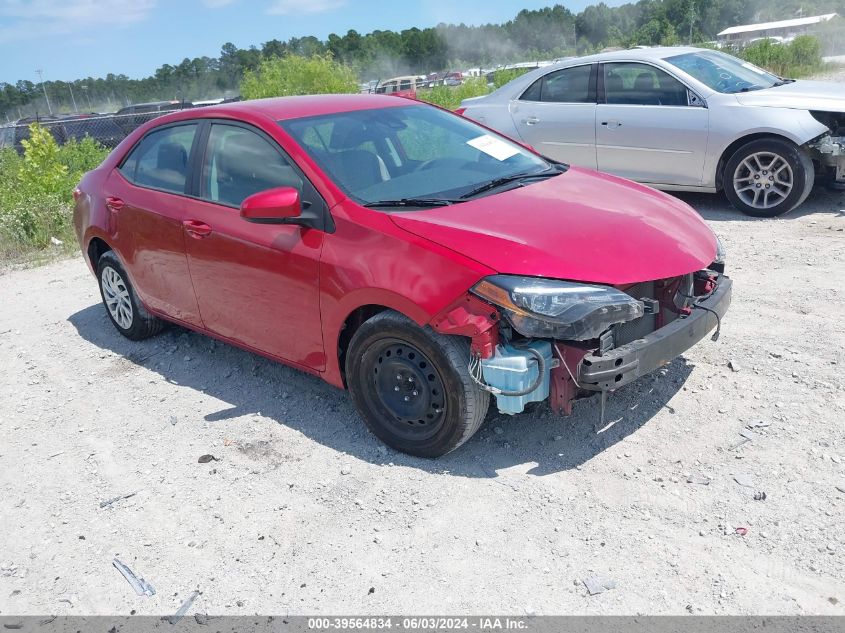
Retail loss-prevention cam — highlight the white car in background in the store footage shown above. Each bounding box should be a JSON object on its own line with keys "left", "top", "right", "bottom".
{"left": 459, "top": 47, "right": 845, "bottom": 217}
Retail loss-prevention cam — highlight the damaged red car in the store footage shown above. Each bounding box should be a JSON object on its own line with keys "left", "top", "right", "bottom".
{"left": 73, "top": 94, "right": 731, "bottom": 457}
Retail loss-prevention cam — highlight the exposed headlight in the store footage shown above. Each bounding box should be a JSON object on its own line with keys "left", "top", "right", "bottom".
{"left": 714, "top": 236, "right": 726, "bottom": 264}
{"left": 472, "top": 275, "right": 644, "bottom": 341}
{"left": 710, "top": 235, "right": 726, "bottom": 272}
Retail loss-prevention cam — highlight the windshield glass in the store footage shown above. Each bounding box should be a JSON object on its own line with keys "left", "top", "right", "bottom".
{"left": 280, "top": 104, "right": 551, "bottom": 206}
{"left": 665, "top": 50, "right": 781, "bottom": 94}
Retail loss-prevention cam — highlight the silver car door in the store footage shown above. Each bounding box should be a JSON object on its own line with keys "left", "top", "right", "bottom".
{"left": 596, "top": 61, "right": 709, "bottom": 186}
{"left": 509, "top": 64, "right": 597, "bottom": 169}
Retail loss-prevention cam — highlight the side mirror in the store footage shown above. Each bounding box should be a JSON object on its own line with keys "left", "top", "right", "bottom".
{"left": 240, "top": 187, "right": 301, "bottom": 224}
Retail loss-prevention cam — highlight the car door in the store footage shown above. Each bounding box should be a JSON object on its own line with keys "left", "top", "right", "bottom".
{"left": 508, "top": 63, "right": 597, "bottom": 168}
{"left": 104, "top": 121, "right": 203, "bottom": 326}
{"left": 182, "top": 121, "right": 325, "bottom": 370}
{"left": 596, "top": 61, "right": 709, "bottom": 186}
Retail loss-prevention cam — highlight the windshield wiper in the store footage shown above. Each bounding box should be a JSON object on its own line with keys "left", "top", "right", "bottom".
{"left": 772, "top": 79, "right": 795, "bottom": 87}
{"left": 363, "top": 198, "right": 457, "bottom": 208}
{"left": 459, "top": 170, "right": 559, "bottom": 200}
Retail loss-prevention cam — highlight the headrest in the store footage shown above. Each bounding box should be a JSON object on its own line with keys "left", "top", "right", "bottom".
{"left": 634, "top": 72, "right": 656, "bottom": 91}
{"left": 605, "top": 73, "right": 623, "bottom": 93}
{"left": 329, "top": 118, "right": 369, "bottom": 150}
{"left": 157, "top": 142, "right": 187, "bottom": 171}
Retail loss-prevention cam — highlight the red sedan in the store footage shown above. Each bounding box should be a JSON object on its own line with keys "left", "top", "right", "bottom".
{"left": 73, "top": 94, "right": 731, "bottom": 457}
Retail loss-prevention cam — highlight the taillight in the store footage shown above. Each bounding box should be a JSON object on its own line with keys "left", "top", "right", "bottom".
{"left": 72, "top": 187, "right": 82, "bottom": 201}
{"left": 454, "top": 107, "right": 467, "bottom": 116}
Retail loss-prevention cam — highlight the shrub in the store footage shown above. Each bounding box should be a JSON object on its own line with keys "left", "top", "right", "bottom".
{"left": 741, "top": 36, "right": 823, "bottom": 78}
{"left": 417, "top": 77, "right": 491, "bottom": 111}
{"left": 240, "top": 54, "right": 359, "bottom": 99}
{"left": 491, "top": 67, "right": 532, "bottom": 88}
{"left": 0, "top": 123, "right": 108, "bottom": 260}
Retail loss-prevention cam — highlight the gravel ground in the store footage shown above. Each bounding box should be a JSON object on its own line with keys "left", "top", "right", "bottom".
{"left": 0, "top": 187, "right": 844, "bottom": 617}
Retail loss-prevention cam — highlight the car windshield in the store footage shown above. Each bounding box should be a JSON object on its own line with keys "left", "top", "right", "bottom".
{"left": 280, "top": 104, "right": 553, "bottom": 207}
{"left": 665, "top": 50, "right": 781, "bottom": 94}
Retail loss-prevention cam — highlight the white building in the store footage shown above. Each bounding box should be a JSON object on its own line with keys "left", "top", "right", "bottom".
{"left": 717, "top": 13, "right": 838, "bottom": 46}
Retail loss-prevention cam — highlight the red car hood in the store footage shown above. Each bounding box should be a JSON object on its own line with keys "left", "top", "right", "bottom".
{"left": 389, "top": 167, "right": 717, "bottom": 285}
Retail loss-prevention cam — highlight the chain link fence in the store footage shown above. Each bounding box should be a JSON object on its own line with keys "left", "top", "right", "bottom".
{"left": 0, "top": 109, "right": 182, "bottom": 154}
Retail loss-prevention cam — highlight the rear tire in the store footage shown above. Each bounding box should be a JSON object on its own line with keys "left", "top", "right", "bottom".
{"left": 723, "top": 138, "right": 814, "bottom": 218}
{"left": 96, "top": 251, "right": 165, "bottom": 341}
{"left": 345, "top": 311, "right": 489, "bottom": 457}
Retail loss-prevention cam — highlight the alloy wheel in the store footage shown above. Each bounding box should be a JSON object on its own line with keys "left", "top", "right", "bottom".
{"left": 101, "top": 266, "right": 133, "bottom": 330}
{"left": 732, "top": 151, "right": 793, "bottom": 210}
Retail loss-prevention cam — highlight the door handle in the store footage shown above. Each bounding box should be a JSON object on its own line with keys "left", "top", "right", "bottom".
{"left": 182, "top": 220, "right": 212, "bottom": 239}
{"left": 601, "top": 120, "right": 622, "bottom": 129}
{"left": 525, "top": 116, "right": 540, "bottom": 125}
{"left": 105, "top": 196, "right": 124, "bottom": 212}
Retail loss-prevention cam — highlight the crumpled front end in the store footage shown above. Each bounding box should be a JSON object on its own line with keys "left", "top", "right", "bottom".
{"left": 434, "top": 260, "right": 731, "bottom": 418}
{"left": 809, "top": 112, "right": 845, "bottom": 189}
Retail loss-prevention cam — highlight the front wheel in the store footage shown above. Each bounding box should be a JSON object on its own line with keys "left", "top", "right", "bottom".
{"left": 345, "top": 311, "right": 489, "bottom": 457}
{"left": 723, "top": 138, "right": 814, "bottom": 218}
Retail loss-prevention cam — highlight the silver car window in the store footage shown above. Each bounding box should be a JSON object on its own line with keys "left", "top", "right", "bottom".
{"left": 520, "top": 65, "right": 593, "bottom": 103}
{"left": 604, "top": 62, "right": 690, "bottom": 107}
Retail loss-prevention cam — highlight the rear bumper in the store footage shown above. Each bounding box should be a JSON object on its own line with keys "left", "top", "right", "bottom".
{"left": 578, "top": 275, "right": 732, "bottom": 391}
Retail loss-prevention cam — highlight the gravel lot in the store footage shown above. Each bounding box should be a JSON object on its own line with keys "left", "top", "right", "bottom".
{"left": 1, "top": 187, "right": 843, "bottom": 617}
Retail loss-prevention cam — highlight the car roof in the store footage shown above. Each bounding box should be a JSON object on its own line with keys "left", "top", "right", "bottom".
{"left": 153, "top": 94, "right": 416, "bottom": 125}
{"left": 565, "top": 46, "right": 703, "bottom": 64}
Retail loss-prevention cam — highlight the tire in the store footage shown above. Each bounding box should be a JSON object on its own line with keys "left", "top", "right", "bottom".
{"left": 345, "top": 311, "right": 489, "bottom": 457}
{"left": 723, "top": 138, "right": 814, "bottom": 218}
{"left": 96, "top": 250, "right": 165, "bottom": 341}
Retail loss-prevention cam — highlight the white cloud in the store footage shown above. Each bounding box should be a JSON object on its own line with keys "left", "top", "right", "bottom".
{"left": 267, "top": 0, "right": 346, "bottom": 15}
{"left": 0, "top": 0, "right": 156, "bottom": 42}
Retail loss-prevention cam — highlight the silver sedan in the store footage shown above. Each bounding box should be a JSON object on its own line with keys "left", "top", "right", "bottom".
{"left": 459, "top": 47, "right": 845, "bottom": 217}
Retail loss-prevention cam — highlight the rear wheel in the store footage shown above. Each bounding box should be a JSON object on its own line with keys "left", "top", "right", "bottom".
{"left": 345, "top": 311, "right": 488, "bottom": 457}
{"left": 723, "top": 138, "right": 814, "bottom": 217}
{"left": 96, "top": 251, "right": 165, "bottom": 340}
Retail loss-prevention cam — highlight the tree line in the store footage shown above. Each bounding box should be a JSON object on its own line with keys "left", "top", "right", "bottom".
{"left": 2, "top": 0, "right": 843, "bottom": 120}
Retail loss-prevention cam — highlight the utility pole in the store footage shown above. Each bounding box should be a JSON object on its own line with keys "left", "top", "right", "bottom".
{"left": 80, "top": 85, "right": 93, "bottom": 110}
{"left": 67, "top": 83, "right": 79, "bottom": 113}
{"left": 35, "top": 69, "right": 53, "bottom": 115}
{"left": 688, "top": 1, "right": 696, "bottom": 45}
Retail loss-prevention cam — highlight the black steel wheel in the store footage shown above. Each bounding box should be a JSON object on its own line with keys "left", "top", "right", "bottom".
{"left": 346, "top": 311, "right": 489, "bottom": 457}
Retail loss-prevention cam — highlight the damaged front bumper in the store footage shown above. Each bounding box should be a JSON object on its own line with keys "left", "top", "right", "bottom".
{"left": 578, "top": 274, "right": 732, "bottom": 392}
{"left": 810, "top": 134, "right": 845, "bottom": 187}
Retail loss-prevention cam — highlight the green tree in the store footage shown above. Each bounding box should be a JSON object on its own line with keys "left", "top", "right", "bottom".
{"left": 240, "top": 54, "right": 359, "bottom": 99}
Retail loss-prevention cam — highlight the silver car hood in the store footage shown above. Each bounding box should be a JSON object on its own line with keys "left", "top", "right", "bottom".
{"left": 735, "top": 80, "right": 845, "bottom": 113}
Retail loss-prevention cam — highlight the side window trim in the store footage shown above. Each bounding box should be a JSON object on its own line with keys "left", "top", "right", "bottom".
{"left": 117, "top": 121, "right": 200, "bottom": 197}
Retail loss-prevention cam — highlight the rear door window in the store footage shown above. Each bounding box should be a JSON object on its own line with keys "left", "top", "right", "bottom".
{"left": 521, "top": 65, "right": 594, "bottom": 103}
{"left": 119, "top": 123, "right": 197, "bottom": 194}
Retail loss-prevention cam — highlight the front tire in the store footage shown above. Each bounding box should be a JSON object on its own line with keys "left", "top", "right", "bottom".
{"left": 345, "top": 311, "right": 489, "bottom": 457}
{"left": 723, "top": 138, "right": 814, "bottom": 218}
{"left": 96, "top": 251, "right": 164, "bottom": 340}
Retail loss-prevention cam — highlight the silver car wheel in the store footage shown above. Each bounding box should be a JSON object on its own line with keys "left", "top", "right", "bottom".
{"left": 732, "top": 151, "right": 793, "bottom": 210}
{"left": 101, "top": 266, "right": 133, "bottom": 330}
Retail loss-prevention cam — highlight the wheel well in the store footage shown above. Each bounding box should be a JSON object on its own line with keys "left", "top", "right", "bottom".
{"left": 715, "top": 133, "right": 799, "bottom": 191}
{"left": 87, "top": 237, "right": 111, "bottom": 268}
{"left": 337, "top": 304, "right": 390, "bottom": 387}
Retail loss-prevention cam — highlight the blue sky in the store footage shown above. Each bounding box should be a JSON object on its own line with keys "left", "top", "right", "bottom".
{"left": 0, "top": 0, "right": 629, "bottom": 84}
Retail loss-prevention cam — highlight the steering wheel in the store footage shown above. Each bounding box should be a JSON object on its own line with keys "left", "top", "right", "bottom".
{"left": 418, "top": 158, "right": 442, "bottom": 171}
{"left": 733, "top": 80, "right": 753, "bottom": 91}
